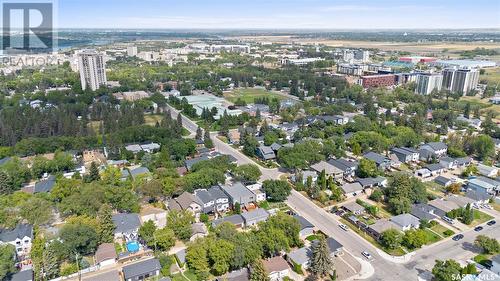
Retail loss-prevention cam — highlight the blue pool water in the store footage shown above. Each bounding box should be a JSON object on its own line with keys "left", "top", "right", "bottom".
{"left": 126, "top": 241, "right": 140, "bottom": 252}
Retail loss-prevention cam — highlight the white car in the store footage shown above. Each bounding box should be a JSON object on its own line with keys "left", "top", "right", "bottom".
{"left": 339, "top": 223, "right": 349, "bottom": 231}
{"left": 362, "top": 251, "right": 373, "bottom": 260}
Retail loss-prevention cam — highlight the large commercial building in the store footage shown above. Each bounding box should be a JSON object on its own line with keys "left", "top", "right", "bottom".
{"left": 360, "top": 74, "right": 396, "bottom": 88}
{"left": 209, "top": 44, "right": 250, "bottom": 54}
{"left": 78, "top": 49, "right": 107, "bottom": 91}
{"left": 127, "top": 46, "right": 138, "bottom": 57}
{"left": 442, "top": 68, "right": 479, "bottom": 95}
{"left": 415, "top": 73, "right": 443, "bottom": 95}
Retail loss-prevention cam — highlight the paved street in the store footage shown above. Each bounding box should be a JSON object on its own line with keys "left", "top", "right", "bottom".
{"left": 170, "top": 106, "right": 500, "bottom": 281}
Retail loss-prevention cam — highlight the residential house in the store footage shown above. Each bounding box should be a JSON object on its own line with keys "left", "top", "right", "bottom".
{"left": 185, "top": 155, "right": 209, "bottom": 171}
{"left": 340, "top": 182, "right": 364, "bottom": 198}
{"left": 211, "top": 214, "right": 245, "bottom": 228}
{"left": 419, "top": 142, "right": 448, "bottom": 160}
{"left": 95, "top": 243, "right": 117, "bottom": 267}
{"left": 122, "top": 258, "right": 161, "bottom": 281}
{"left": 424, "top": 163, "right": 446, "bottom": 176}
{"left": 216, "top": 268, "right": 249, "bottom": 281}
{"left": 391, "top": 147, "right": 420, "bottom": 163}
{"left": 390, "top": 214, "right": 420, "bottom": 231}
{"left": 168, "top": 192, "right": 203, "bottom": 216}
{"left": 295, "top": 170, "right": 318, "bottom": 185}
{"left": 328, "top": 158, "right": 358, "bottom": 177}
{"left": 411, "top": 203, "right": 444, "bottom": 221}
{"left": 262, "top": 256, "right": 290, "bottom": 281}
{"left": 287, "top": 246, "right": 311, "bottom": 270}
{"left": 10, "top": 269, "right": 33, "bottom": 281}
{"left": 112, "top": 213, "right": 141, "bottom": 241}
{"left": 256, "top": 146, "right": 276, "bottom": 160}
{"left": 194, "top": 189, "right": 216, "bottom": 214}
{"left": 128, "top": 166, "right": 150, "bottom": 180}
{"left": 140, "top": 205, "right": 167, "bottom": 228}
{"left": 366, "top": 219, "right": 400, "bottom": 240}
{"left": 434, "top": 176, "right": 454, "bottom": 187}
{"left": 270, "top": 143, "right": 282, "bottom": 153}
{"left": 293, "top": 215, "right": 315, "bottom": 238}
{"left": 465, "top": 189, "right": 491, "bottom": 205}
{"left": 477, "top": 164, "right": 499, "bottom": 178}
{"left": 246, "top": 183, "right": 267, "bottom": 202}
{"left": 242, "top": 209, "right": 270, "bottom": 227}
{"left": 82, "top": 269, "right": 121, "bottom": 281}
{"left": 456, "top": 157, "right": 473, "bottom": 168}
{"left": 468, "top": 177, "right": 500, "bottom": 195}
{"left": 190, "top": 223, "right": 208, "bottom": 241}
{"left": 415, "top": 168, "right": 432, "bottom": 178}
{"left": 341, "top": 202, "right": 365, "bottom": 215}
{"left": 33, "top": 175, "right": 56, "bottom": 193}
{"left": 439, "top": 157, "right": 458, "bottom": 170}
{"left": 0, "top": 224, "right": 33, "bottom": 260}
{"left": 310, "top": 161, "right": 343, "bottom": 180}
{"left": 222, "top": 182, "right": 256, "bottom": 207}
{"left": 363, "top": 152, "right": 392, "bottom": 170}
{"left": 356, "top": 176, "right": 387, "bottom": 189}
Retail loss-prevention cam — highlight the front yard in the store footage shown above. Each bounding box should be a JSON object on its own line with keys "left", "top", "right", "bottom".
{"left": 470, "top": 210, "right": 494, "bottom": 227}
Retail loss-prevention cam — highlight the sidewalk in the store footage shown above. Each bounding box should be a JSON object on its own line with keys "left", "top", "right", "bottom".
{"left": 345, "top": 257, "right": 374, "bottom": 280}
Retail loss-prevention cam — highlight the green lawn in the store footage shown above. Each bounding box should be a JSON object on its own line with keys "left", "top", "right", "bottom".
{"left": 471, "top": 210, "right": 494, "bottom": 226}
{"left": 306, "top": 234, "right": 320, "bottom": 241}
{"left": 224, "top": 88, "right": 285, "bottom": 104}
{"left": 430, "top": 224, "right": 454, "bottom": 237}
{"left": 423, "top": 229, "right": 443, "bottom": 244}
{"left": 172, "top": 270, "right": 198, "bottom": 281}
{"left": 473, "top": 254, "right": 492, "bottom": 267}
{"left": 480, "top": 67, "right": 500, "bottom": 85}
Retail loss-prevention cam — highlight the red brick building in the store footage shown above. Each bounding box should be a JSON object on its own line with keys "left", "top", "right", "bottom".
{"left": 361, "top": 74, "right": 396, "bottom": 88}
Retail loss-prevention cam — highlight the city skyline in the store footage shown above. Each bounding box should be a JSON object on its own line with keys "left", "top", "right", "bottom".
{"left": 58, "top": 0, "right": 500, "bottom": 29}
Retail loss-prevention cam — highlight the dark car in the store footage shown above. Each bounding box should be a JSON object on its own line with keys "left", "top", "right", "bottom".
{"left": 487, "top": 220, "right": 496, "bottom": 226}
{"left": 452, "top": 234, "right": 464, "bottom": 241}
{"left": 474, "top": 226, "right": 483, "bottom": 232}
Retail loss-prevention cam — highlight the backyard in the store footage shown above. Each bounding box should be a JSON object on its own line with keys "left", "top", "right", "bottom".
{"left": 224, "top": 88, "right": 285, "bottom": 104}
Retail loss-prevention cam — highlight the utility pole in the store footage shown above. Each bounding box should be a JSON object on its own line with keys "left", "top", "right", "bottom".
{"left": 75, "top": 252, "right": 81, "bottom": 281}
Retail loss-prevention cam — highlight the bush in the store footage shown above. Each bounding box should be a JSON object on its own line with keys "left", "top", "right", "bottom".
{"left": 443, "top": 229, "right": 454, "bottom": 237}
{"left": 292, "top": 262, "right": 303, "bottom": 274}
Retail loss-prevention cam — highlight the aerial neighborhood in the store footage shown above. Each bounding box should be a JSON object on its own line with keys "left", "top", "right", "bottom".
{"left": 0, "top": 25, "right": 499, "bottom": 281}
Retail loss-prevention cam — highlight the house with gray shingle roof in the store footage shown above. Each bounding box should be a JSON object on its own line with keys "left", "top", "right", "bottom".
{"left": 0, "top": 224, "right": 33, "bottom": 260}
{"left": 222, "top": 182, "right": 256, "bottom": 207}
{"left": 34, "top": 175, "right": 56, "bottom": 193}
{"left": 293, "top": 215, "right": 315, "bottom": 238}
{"left": 112, "top": 213, "right": 140, "bottom": 240}
{"left": 363, "top": 152, "right": 392, "bottom": 170}
{"left": 122, "top": 258, "right": 161, "bottom": 281}
{"left": 241, "top": 209, "right": 269, "bottom": 227}
{"left": 391, "top": 147, "right": 419, "bottom": 163}
{"left": 256, "top": 146, "right": 276, "bottom": 160}
{"left": 390, "top": 214, "right": 420, "bottom": 231}
{"left": 211, "top": 214, "right": 245, "bottom": 228}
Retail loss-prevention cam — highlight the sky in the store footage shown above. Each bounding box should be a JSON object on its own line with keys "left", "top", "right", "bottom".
{"left": 56, "top": 0, "right": 500, "bottom": 29}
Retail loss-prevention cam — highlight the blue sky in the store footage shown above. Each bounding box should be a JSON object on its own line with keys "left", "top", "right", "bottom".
{"left": 57, "top": 0, "right": 500, "bottom": 29}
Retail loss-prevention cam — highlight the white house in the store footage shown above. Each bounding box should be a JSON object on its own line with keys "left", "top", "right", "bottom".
{"left": 262, "top": 256, "right": 290, "bottom": 281}
{"left": 0, "top": 224, "right": 33, "bottom": 260}
{"left": 140, "top": 205, "right": 167, "bottom": 229}
{"left": 246, "top": 183, "right": 267, "bottom": 202}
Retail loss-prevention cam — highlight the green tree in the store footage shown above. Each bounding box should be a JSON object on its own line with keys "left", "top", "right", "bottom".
{"left": 250, "top": 260, "right": 270, "bottom": 281}
{"left": 475, "top": 235, "right": 500, "bottom": 254}
{"left": 208, "top": 239, "right": 235, "bottom": 276}
{"left": 0, "top": 171, "right": 15, "bottom": 195}
{"left": 154, "top": 227, "right": 176, "bottom": 252}
{"left": 167, "top": 210, "right": 195, "bottom": 240}
{"left": 86, "top": 161, "right": 100, "bottom": 182}
{"left": 380, "top": 229, "right": 403, "bottom": 250}
{"left": 59, "top": 223, "right": 99, "bottom": 255}
{"left": 139, "top": 220, "right": 157, "bottom": 247}
{"left": 19, "top": 196, "right": 53, "bottom": 226}
{"left": 204, "top": 127, "right": 213, "bottom": 149}
{"left": 432, "top": 260, "right": 462, "bottom": 281}
{"left": 0, "top": 244, "right": 15, "bottom": 280}
{"left": 357, "top": 158, "right": 378, "bottom": 178}
{"left": 262, "top": 180, "right": 291, "bottom": 202}
{"left": 186, "top": 240, "right": 210, "bottom": 280}
{"left": 402, "top": 229, "right": 428, "bottom": 249}
{"left": 310, "top": 236, "right": 334, "bottom": 277}
{"left": 471, "top": 135, "right": 495, "bottom": 160}
{"left": 97, "top": 204, "right": 115, "bottom": 243}
{"left": 233, "top": 164, "right": 262, "bottom": 183}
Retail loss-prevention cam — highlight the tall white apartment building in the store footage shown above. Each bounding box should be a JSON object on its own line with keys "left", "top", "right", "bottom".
{"left": 127, "top": 46, "right": 138, "bottom": 57}
{"left": 78, "top": 49, "right": 107, "bottom": 91}
{"left": 415, "top": 73, "right": 443, "bottom": 95}
{"left": 354, "top": 50, "right": 370, "bottom": 63}
{"left": 442, "top": 67, "right": 479, "bottom": 95}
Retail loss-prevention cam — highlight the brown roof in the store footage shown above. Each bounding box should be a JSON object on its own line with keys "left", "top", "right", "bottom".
{"left": 95, "top": 243, "right": 117, "bottom": 264}
{"left": 170, "top": 192, "right": 201, "bottom": 211}
{"left": 262, "top": 256, "right": 289, "bottom": 273}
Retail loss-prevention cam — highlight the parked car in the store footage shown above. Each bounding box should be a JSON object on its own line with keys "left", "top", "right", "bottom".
{"left": 452, "top": 234, "right": 464, "bottom": 241}
{"left": 474, "top": 226, "right": 483, "bottom": 232}
{"left": 339, "top": 223, "right": 349, "bottom": 231}
{"left": 362, "top": 251, "right": 373, "bottom": 260}
{"left": 487, "top": 220, "right": 496, "bottom": 226}
{"left": 443, "top": 216, "right": 455, "bottom": 225}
